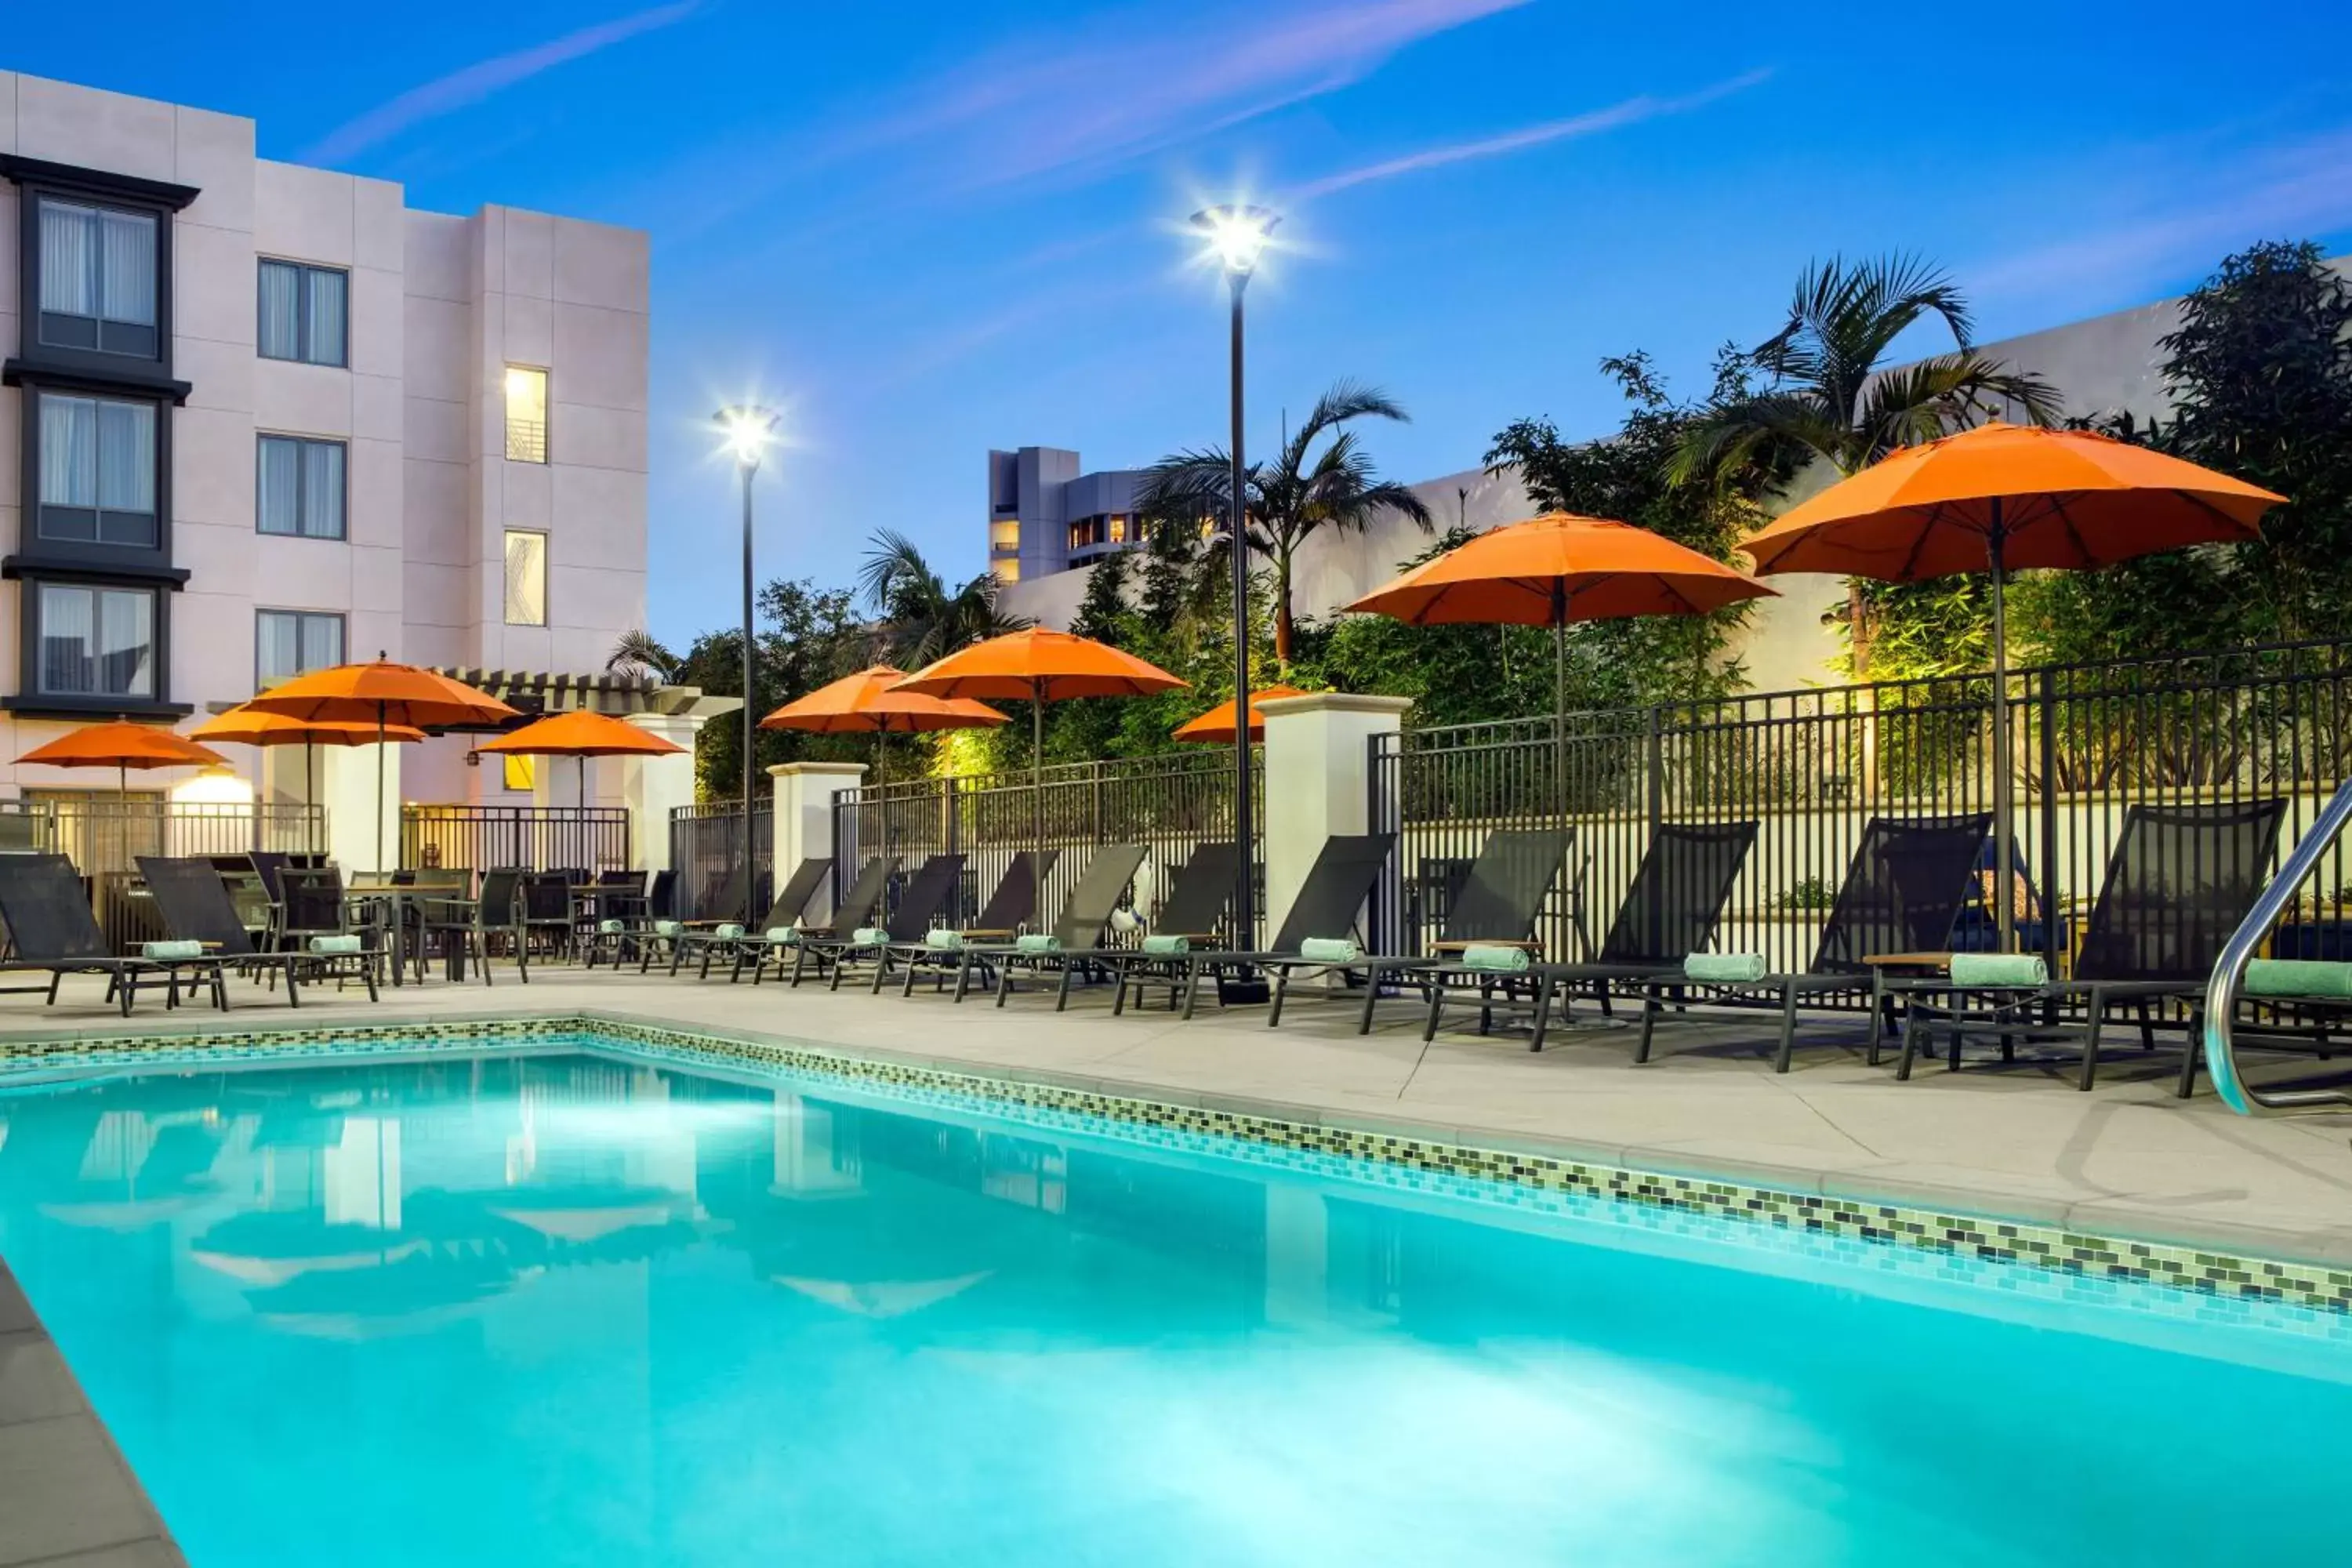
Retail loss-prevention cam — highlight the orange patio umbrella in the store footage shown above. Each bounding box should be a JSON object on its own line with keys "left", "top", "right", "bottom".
{"left": 1741, "top": 421, "right": 2287, "bottom": 943}
{"left": 1171, "top": 685, "right": 1309, "bottom": 746}
{"left": 18, "top": 720, "right": 230, "bottom": 803}
{"left": 474, "top": 710, "right": 684, "bottom": 811}
{"left": 244, "top": 656, "right": 519, "bottom": 872}
{"left": 892, "top": 629, "right": 1187, "bottom": 862}
{"left": 194, "top": 706, "right": 428, "bottom": 850}
{"left": 760, "top": 666, "right": 1007, "bottom": 786}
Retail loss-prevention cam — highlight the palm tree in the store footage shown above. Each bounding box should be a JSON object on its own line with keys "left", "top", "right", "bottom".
{"left": 1669, "top": 254, "right": 2062, "bottom": 675}
{"left": 606, "top": 629, "right": 681, "bottom": 683}
{"left": 858, "top": 529, "right": 1028, "bottom": 668}
{"left": 1138, "top": 379, "right": 1433, "bottom": 664}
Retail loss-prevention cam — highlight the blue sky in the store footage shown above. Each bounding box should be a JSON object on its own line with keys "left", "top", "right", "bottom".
{"left": 12, "top": 2, "right": 2352, "bottom": 648}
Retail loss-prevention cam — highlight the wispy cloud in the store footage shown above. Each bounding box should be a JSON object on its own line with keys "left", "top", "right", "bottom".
{"left": 304, "top": 1, "right": 702, "bottom": 166}
{"left": 1290, "top": 67, "right": 1773, "bottom": 200}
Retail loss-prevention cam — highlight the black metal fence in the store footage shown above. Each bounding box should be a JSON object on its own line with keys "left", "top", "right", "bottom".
{"left": 401, "top": 805, "right": 631, "bottom": 877}
{"left": 668, "top": 803, "right": 772, "bottom": 921}
{"left": 829, "top": 750, "right": 1265, "bottom": 945}
{"left": 1370, "top": 639, "right": 2352, "bottom": 993}
{"left": 24, "top": 800, "right": 326, "bottom": 876}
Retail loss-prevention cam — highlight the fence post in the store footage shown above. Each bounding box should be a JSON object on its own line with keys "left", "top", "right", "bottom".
{"left": 770, "top": 762, "right": 867, "bottom": 922}
{"left": 1260, "top": 691, "right": 1412, "bottom": 951}
{"left": 2038, "top": 667, "right": 2060, "bottom": 976}
{"left": 1645, "top": 704, "right": 1664, "bottom": 834}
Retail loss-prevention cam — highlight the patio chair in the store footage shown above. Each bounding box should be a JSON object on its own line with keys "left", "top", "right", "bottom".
{"left": 1893, "top": 799, "right": 2286, "bottom": 1091}
{"left": 1089, "top": 842, "right": 1242, "bottom": 1014}
{"left": 137, "top": 856, "right": 314, "bottom": 1007}
{"left": 1424, "top": 821, "right": 1760, "bottom": 1050}
{"left": 778, "top": 857, "right": 899, "bottom": 985}
{"left": 0, "top": 854, "right": 230, "bottom": 1015}
{"left": 1632, "top": 811, "right": 1993, "bottom": 1073}
{"left": 971, "top": 844, "right": 1151, "bottom": 1009}
{"left": 793, "top": 854, "right": 969, "bottom": 991}
{"left": 517, "top": 873, "right": 575, "bottom": 971}
{"left": 880, "top": 850, "right": 1061, "bottom": 1000}
{"left": 417, "top": 867, "right": 527, "bottom": 987}
{"left": 1160, "top": 833, "right": 1398, "bottom": 1024}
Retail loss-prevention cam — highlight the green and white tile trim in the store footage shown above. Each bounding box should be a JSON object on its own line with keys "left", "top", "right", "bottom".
{"left": 6, "top": 1012, "right": 2351, "bottom": 1321}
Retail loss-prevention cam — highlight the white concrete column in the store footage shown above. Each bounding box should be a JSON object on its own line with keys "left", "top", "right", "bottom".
{"left": 320, "top": 742, "right": 404, "bottom": 876}
{"left": 1258, "top": 692, "right": 1412, "bottom": 942}
{"left": 620, "top": 713, "right": 705, "bottom": 873}
{"left": 769, "top": 761, "right": 867, "bottom": 920}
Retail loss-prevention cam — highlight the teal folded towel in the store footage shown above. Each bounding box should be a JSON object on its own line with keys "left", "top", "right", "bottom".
{"left": 1016, "top": 932, "right": 1062, "bottom": 954}
{"left": 764, "top": 925, "right": 801, "bottom": 946}
{"left": 598, "top": 918, "right": 626, "bottom": 935}
{"left": 307, "top": 934, "right": 362, "bottom": 956}
{"left": 925, "top": 929, "right": 966, "bottom": 951}
{"left": 1142, "top": 933, "right": 1190, "bottom": 956}
{"left": 1460, "top": 944, "right": 1530, "bottom": 973}
{"left": 713, "top": 923, "right": 746, "bottom": 941}
{"left": 654, "top": 920, "right": 682, "bottom": 938}
{"left": 1948, "top": 953, "right": 2047, "bottom": 988}
{"left": 1686, "top": 953, "right": 1766, "bottom": 983}
{"left": 1298, "top": 937, "right": 1359, "bottom": 964}
{"left": 2244, "top": 959, "right": 2352, "bottom": 999}
{"left": 851, "top": 926, "right": 889, "bottom": 946}
{"left": 142, "top": 939, "right": 203, "bottom": 961}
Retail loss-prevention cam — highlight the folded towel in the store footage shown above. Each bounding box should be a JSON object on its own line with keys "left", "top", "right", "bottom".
{"left": 1141, "top": 933, "right": 1190, "bottom": 956}
{"left": 141, "top": 939, "right": 204, "bottom": 961}
{"left": 1948, "top": 953, "right": 2048, "bottom": 988}
{"left": 713, "top": 923, "right": 746, "bottom": 941}
{"left": 1298, "top": 936, "right": 1359, "bottom": 964}
{"left": 1460, "top": 943, "right": 1530, "bottom": 973}
{"left": 1685, "top": 953, "right": 1766, "bottom": 983}
{"left": 925, "top": 929, "right": 967, "bottom": 951}
{"left": 851, "top": 926, "right": 889, "bottom": 947}
{"left": 1016, "top": 932, "right": 1062, "bottom": 955}
{"left": 307, "top": 934, "right": 364, "bottom": 956}
{"left": 654, "top": 920, "right": 683, "bottom": 938}
{"left": 2244, "top": 959, "right": 2352, "bottom": 999}
{"left": 598, "top": 918, "right": 626, "bottom": 935}
{"left": 764, "top": 925, "right": 801, "bottom": 946}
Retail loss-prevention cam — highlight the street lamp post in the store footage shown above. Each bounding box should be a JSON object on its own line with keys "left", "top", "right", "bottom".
{"left": 716, "top": 405, "right": 779, "bottom": 926}
{"left": 1192, "top": 205, "right": 1279, "bottom": 952}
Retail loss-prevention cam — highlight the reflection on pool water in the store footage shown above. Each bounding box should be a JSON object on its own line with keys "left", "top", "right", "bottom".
{"left": 1, "top": 1039, "right": 2347, "bottom": 1566}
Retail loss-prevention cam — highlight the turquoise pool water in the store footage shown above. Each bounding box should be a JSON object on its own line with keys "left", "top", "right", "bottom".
{"left": 2, "top": 1038, "right": 2347, "bottom": 1566}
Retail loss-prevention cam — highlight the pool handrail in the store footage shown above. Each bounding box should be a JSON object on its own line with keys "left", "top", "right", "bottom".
{"left": 2202, "top": 775, "right": 2352, "bottom": 1115}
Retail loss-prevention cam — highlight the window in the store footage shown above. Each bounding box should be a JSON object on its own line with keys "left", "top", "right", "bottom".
{"left": 989, "top": 521, "right": 1020, "bottom": 554}
{"left": 37, "top": 392, "right": 156, "bottom": 546}
{"left": 37, "top": 198, "right": 158, "bottom": 358}
{"left": 503, "top": 530, "right": 547, "bottom": 626}
{"left": 503, "top": 366, "right": 548, "bottom": 463}
{"left": 1108, "top": 514, "right": 1130, "bottom": 545}
{"left": 36, "top": 584, "right": 154, "bottom": 697}
{"left": 257, "top": 260, "right": 348, "bottom": 367}
{"left": 256, "top": 435, "right": 347, "bottom": 539}
{"left": 993, "top": 557, "right": 1020, "bottom": 584}
{"left": 502, "top": 754, "right": 536, "bottom": 793}
{"left": 255, "top": 610, "right": 344, "bottom": 690}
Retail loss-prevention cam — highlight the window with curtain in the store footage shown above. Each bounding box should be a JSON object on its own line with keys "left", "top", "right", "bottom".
{"left": 37, "top": 584, "right": 154, "bottom": 697}
{"left": 255, "top": 610, "right": 344, "bottom": 689}
{"left": 504, "top": 530, "right": 548, "bottom": 625}
{"left": 503, "top": 366, "right": 548, "bottom": 462}
{"left": 256, "top": 435, "right": 347, "bottom": 539}
{"left": 37, "top": 393, "right": 157, "bottom": 546}
{"left": 37, "top": 198, "right": 158, "bottom": 358}
{"left": 256, "top": 260, "right": 347, "bottom": 367}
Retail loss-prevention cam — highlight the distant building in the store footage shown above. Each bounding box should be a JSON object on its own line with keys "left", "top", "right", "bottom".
{"left": 985, "top": 447, "right": 1149, "bottom": 584}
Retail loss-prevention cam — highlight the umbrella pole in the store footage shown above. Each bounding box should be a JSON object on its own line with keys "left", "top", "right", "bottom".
{"left": 1552, "top": 586, "right": 1570, "bottom": 836}
{"left": 376, "top": 702, "right": 387, "bottom": 876}
{"left": 1032, "top": 688, "right": 1044, "bottom": 880}
{"left": 1989, "top": 510, "right": 2015, "bottom": 949}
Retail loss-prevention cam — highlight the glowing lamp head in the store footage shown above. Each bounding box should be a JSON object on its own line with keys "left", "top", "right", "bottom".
{"left": 714, "top": 405, "right": 779, "bottom": 468}
{"left": 1192, "top": 205, "right": 1280, "bottom": 278}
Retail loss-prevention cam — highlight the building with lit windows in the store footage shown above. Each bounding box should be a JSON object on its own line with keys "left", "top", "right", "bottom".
{"left": 985, "top": 446, "right": 1149, "bottom": 584}
{"left": 0, "top": 71, "right": 652, "bottom": 815}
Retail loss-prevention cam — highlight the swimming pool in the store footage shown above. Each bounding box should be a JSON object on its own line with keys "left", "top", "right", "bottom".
{"left": 2, "top": 1034, "right": 2346, "bottom": 1566}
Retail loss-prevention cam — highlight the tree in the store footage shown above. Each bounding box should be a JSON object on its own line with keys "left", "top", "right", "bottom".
{"left": 1669, "top": 254, "right": 2063, "bottom": 676}
{"left": 1138, "top": 380, "right": 1432, "bottom": 665}
{"left": 858, "top": 528, "right": 1027, "bottom": 670}
{"left": 606, "top": 629, "right": 682, "bottom": 683}
{"left": 671, "top": 577, "right": 869, "bottom": 799}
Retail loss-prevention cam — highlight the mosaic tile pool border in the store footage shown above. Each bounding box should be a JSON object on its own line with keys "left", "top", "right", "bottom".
{"left": 6, "top": 1011, "right": 2350, "bottom": 1316}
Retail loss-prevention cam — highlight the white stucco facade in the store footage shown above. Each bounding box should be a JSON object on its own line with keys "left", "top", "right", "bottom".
{"left": 0, "top": 72, "right": 648, "bottom": 812}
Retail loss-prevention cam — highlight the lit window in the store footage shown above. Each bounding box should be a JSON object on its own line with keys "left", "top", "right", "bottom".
{"left": 257, "top": 261, "right": 348, "bottom": 367}
{"left": 504, "top": 530, "right": 548, "bottom": 626}
{"left": 1108, "top": 514, "right": 1129, "bottom": 544}
{"left": 256, "top": 435, "right": 347, "bottom": 539}
{"left": 504, "top": 366, "right": 549, "bottom": 463}
{"left": 38, "top": 198, "right": 158, "bottom": 358}
{"left": 256, "top": 609, "right": 344, "bottom": 690}
{"left": 36, "top": 584, "right": 154, "bottom": 697}
{"left": 989, "top": 521, "right": 1021, "bottom": 554}
{"left": 993, "top": 557, "right": 1021, "bottom": 584}
{"left": 37, "top": 393, "right": 156, "bottom": 546}
{"left": 503, "top": 754, "right": 536, "bottom": 793}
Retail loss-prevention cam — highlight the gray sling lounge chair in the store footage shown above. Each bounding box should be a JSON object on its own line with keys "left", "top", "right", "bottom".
{"left": 138, "top": 855, "right": 373, "bottom": 1006}
{"left": 878, "top": 850, "right": 1060, "bottom": 1000}
{"left": 640, "top": 856, "right": 827, "bottom": 979}
{"left": 0, "top": 855, "right": 230, "bottom": 1015}
{"left": 796, "top": 854, "right": 968, "bottom": 991}
{"left": 1149, "top": 833, "right": 1396, "bottom": 1023}
{"left": 972, "top": 844, "right": 1150, "bottom": 1009}
{"left": 1094, "top": 841, "right": 1241, "bottom": 1014}
{"left": 781, "top": 856, "right": 902, "bottom": 986}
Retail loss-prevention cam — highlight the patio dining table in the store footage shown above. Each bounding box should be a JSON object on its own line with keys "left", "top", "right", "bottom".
{"left": 347, "top": 879, "right": 477, "bottom": 985}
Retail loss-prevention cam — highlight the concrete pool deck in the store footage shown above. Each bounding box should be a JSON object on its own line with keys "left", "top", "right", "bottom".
{"left": 3, "top": 965, "right": 2351, "bottom": 1266}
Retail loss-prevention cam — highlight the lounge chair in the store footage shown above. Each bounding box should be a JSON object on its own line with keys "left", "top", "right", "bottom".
{"left": 1090, "top": 841, "right": 1242, "bottom": 1014}
{"left": 1421, "top": 821, "right": 1760, "bottom": 1050}
{"left": 1632, "top": 811, "right": 1992, "bottom": 1072}
{"left": 1893, "top": 799, "right": 2285, "bottom": 1091}
{"left": 795, "top": 854, "right": 968, "bottom": 991}
{"left": 0, "top": 854, "right": 230, "bottom": 1015}
{"left": 138, "top": 855, "right": 375, "bottom": 1006}
{"left": 779, "top": 857, "right": 900, "bottom": 986}
{"left": 643, "top": 857, "right": 833, "bottom": 979}
{"left": 877, "top": 850, "right": 1060, "bottom": 1000}
{"left": 971, "top": 844, "right": 1150, "bottom": 1009}
{"left": 1152, "top": 833, "right": 1396, "bottom": 1023}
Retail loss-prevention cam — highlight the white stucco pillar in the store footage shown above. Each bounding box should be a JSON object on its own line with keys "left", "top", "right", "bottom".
{"left": 320, "top": 743, "right": 404, "bottom": 876}
{"left": 1258, "top": 692, "right": 1412, "bottom": 942}
{"left": 769, "top": 761, "right": 867, "bottom": 920}
{"left": 620, "top": 713, "right": 705, "bottom": 873}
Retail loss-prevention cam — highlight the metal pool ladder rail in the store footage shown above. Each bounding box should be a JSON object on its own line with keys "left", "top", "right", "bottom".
{"left": 2204, "top": 776, "right": 2352, "bottom": 1115}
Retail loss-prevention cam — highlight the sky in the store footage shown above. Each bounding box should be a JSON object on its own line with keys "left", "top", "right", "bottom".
{"left": 10, "top": 2, "right": 2352, "bottom": 650}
